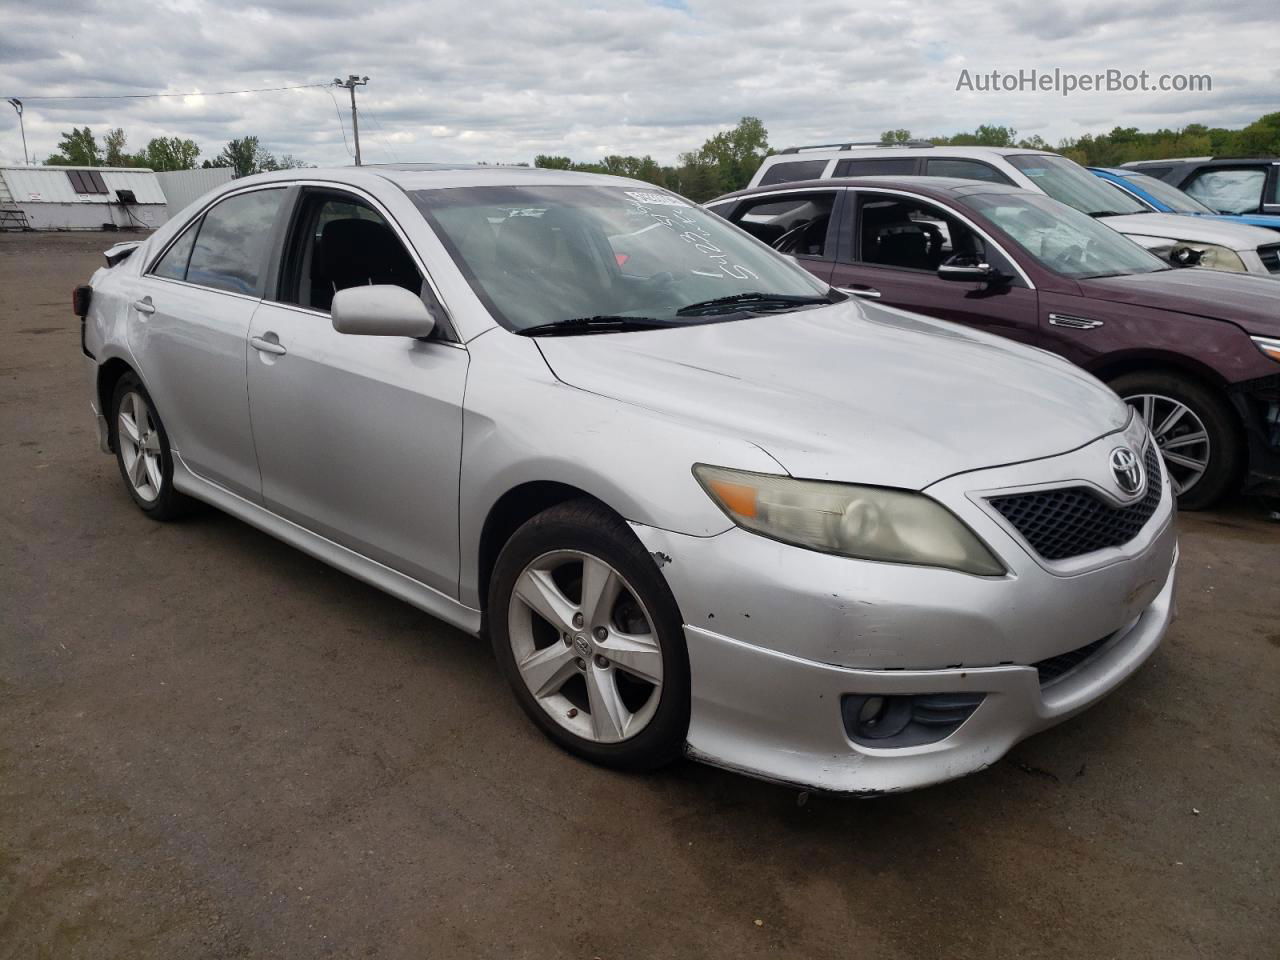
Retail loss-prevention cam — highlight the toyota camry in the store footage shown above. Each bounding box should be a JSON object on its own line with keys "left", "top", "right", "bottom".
{"left": 76, "top": 166, "right": 1177, "bottom": 793}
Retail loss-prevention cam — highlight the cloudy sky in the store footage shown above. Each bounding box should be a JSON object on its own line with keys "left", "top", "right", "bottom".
{"left": 0, "top": 0, "right": 1276, "bottom": 168}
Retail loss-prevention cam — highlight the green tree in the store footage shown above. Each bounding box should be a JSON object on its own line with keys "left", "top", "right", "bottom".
{"left": 880, "top": 129, "right": 914, "bottom": 144}
{"left": 534, "top": 155, "right": 574, "bottom": 170}
{"left": 213, "top": 136, "right": 262, "bottom": 178}
{"left": 45, "top": 127, "right": 101, "bottom": 166}
{"left": 103, "top": 128, "right": 130, "bottom": 166}
{"left": 142, "top": 136, "right": 200, "bottom": 171}
{"left": 693, "top": 116, "right": 770, "bottom": 196}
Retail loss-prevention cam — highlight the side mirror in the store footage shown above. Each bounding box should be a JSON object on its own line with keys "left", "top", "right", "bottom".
{"left": 331, "top": 285, "right": 436, "bottom": 339}
{"left": 937, "top": 258, "right": 999, "bottom": 283}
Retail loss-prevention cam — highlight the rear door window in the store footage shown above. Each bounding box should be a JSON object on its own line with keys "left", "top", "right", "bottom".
{"left": 1184, "top": 167, "right": 1267, "bottom": 214}
{"left": 833, "top": 157, "right": 919, "bottom": 177}
{"left": 728, "top": 192, "right": 838, "bottom": 258}
{"left": 184, "top": 189, "right": 286, "bottom": 296}
{"left": 757, "top": 159, "right": 828, "bottom": 186}
{"left": 151, "top": 223, "right": 199, "bottom": 281}
{"left": 924, "top": 158, "right": 1013, "bottom": 184}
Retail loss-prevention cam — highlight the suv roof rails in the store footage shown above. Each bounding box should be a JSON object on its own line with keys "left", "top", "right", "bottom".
{"left": 1121, "top": 157, "right": 1208, "bottom": 166}
{"left": 777, "top": 140, "right": 936, "bottom": 155}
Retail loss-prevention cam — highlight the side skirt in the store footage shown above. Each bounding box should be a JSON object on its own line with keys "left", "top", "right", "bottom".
{"left": 171, "top": 454, "right": 483, "bottom": 636}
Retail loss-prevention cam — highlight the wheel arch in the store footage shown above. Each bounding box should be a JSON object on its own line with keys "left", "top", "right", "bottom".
{"left": 476, "top": 481, "right": 615, "bottom": 620}
{"left": 1086, "top": 349, "right": 1230, "bottom": 393}
{"left": 96, "top": 356, "right": 139, "bottom": 452}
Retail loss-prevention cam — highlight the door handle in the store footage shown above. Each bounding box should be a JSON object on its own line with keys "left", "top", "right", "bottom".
{"left": 250, "top": 335, "right": 287, "bottom": 356}
{"left": 132, "top": 297, "right": 155, "bottom": 315}
{"left": 837, "top": 286, "right": 881, "bottom": 299}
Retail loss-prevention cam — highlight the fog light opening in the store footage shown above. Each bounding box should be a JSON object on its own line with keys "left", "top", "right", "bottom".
{"left": 841, "top": 692, "right": 986, "bottom": 748}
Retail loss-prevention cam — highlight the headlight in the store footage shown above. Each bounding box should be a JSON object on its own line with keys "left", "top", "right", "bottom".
{"left": 1168, "top": 243, "right": 1247, "bottom": 272}
{"left": 693, "top": 465, "right": 1005, "bottom": 576}
{"left": 1252, "top": 335, "right": 1280, "bottom": 363}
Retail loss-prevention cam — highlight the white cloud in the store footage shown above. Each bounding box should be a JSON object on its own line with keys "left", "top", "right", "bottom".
{"left": 0, "top": 0, "right": 1274, "bottom": 168}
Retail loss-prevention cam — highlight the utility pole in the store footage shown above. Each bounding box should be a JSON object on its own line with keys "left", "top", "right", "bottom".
{"left": 6, "top": 98, "right": 28, "bottom": 165}
{"left": 333, "top": 75, "right": 369, "bottom": 166}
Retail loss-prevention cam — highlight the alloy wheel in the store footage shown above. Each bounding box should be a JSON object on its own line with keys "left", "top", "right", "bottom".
{"left": 1125, "top": 392, "right": 1210, "bottom": 496}
{"left": 507, "top": 550, "right": 664, "bottom": 744}
{"left": 117, "top": 390, "right": 163, "bottom": 502}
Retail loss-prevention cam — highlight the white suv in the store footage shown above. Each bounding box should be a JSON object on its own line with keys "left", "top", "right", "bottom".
{"left": 749, "top": 143, "right": 1280, "bottom": 277}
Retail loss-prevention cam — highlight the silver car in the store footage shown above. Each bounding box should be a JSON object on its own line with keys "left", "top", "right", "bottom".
{"left": 78, "top": 166, "right": 1178, "bottom": 794}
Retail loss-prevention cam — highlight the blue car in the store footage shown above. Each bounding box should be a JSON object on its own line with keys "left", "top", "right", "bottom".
{"left": 1090, "top": 166, "right": 1280, "bottom": 233}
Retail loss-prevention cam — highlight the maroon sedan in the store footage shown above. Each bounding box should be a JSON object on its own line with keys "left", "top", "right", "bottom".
{"left": 707, "top": 177, "right": 1280, "bottom": 508}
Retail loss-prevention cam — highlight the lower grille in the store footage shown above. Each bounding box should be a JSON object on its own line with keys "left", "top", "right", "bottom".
{"left": 1259, "top": 244, "right": 1280, "bottom": 274}
{"left": 1033, "top": 634, "right": 1114, "bottom": 688}
{"left": 988, "top": 446, "right": 1162, "bottom": 561}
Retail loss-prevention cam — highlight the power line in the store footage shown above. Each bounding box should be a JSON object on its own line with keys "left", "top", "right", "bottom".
{"left": 358, "top": 105, "right": 400, "bottom": 164}
{"left": 2, "top": 82, "right": 332, "bottom": 102}
{"left": 324, "top": 88, "right": 355, "bottom": 159}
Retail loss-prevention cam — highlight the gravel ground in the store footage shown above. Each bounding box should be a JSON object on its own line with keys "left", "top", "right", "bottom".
{"left": 2, "top": 231, "right": 1277, "bottom": 959}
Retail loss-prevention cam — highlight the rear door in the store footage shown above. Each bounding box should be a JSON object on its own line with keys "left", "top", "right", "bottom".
{"left": 131, "top": 185, "right": 288, "bottom": 499}
{"left": 245, "top": 186, "right": 467, "bottom": 595}
{"left": 829, "top": 189, "right": 1042, "bottom": 346}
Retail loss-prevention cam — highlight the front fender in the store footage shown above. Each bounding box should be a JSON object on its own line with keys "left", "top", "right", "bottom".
{"left": 457, "top": 330, "right": 782, "bottom": 607}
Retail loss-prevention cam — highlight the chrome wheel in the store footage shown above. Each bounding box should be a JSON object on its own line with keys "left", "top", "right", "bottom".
{"left": 507, "top": 550, "right": 664, "bottom": 744}
{"left": 1126, "top": 392, "right": 1210, "bottom": 496}
{"left": 117, "top": 390, "right": 163, "bottom": 502}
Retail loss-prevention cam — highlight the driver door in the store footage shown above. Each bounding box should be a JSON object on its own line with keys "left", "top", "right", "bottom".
{"left": 246, "top": 187, "right": 467, "bottom": 597}
{"left": 829, "top": 189, "right": 1041, "bottom": 346}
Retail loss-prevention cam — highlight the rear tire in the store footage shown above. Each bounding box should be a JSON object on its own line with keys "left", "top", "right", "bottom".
{"left": 109, "top": 373, "right": 194, "bottom": 521}
{"left": 1109, "top": 371, "right": 1241, "bottom": 510}
{"left": 488, "top": 499, "right": 690, "bottom": 771}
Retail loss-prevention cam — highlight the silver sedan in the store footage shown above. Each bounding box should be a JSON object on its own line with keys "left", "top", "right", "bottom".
{"left": 78, "top": 166, "right": 1177, "bottom": 793}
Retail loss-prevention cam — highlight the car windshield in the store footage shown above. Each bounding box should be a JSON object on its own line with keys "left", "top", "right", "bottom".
{"left": 410, "top": 185, "right": 831, "bottom": 332}
{"left": 967, "top": 192, "right": 1170, "bottom": 279}
{"left": 1119, "top": 171, "right": 1216, "bottom": 214}
{"left": 1008, "top": 154, "right": 1149, "bottom": 217}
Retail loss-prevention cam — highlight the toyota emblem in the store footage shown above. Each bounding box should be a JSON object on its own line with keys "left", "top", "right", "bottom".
{"left": 1109, "top": 446, "right": 1144, "bottom": 496}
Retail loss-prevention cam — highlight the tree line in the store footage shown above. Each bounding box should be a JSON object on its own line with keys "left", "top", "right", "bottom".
{"left": 43, "top": 127, "right": 310, "bottom": 176}
{"left": 883, "top": 111, "right": 1280, "bottom": 169}
{"left": 36, "top": 110, "right": 1280, "bottom": 200}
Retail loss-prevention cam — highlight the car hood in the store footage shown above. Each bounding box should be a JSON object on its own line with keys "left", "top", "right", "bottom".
{"left": 1079, "top": 268, "right": 1280, "bottom": 337}
{"left": 1202, "top": 213, "right": 1280, "bottom": 233}
{"left": 535, "top": 301, "right": 1128, "bottom": 490}
{"left": 1101, "top": 212, "right": 1279, "bottom": 249}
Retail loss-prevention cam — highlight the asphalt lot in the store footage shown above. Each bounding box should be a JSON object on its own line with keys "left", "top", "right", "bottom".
{"left": 2, "top": 230, "right": 1278, "bottom": 959}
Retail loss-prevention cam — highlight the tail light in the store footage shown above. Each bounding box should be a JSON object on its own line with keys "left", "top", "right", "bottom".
{"left": 73, "top": 284, "right": 92, "bottom": 318}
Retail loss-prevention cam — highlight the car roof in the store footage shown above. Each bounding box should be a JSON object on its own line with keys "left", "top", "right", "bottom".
{"left": 712, "top": 175, "right": 1031, "bottom": 204}
{"left": 1124, "top": 156, "right": 1278, "bottom": 167}
{"left": 767, "top": 145, "right": 1052, "bottom": 160}
{"left": 224, "top": 163, "right": 654, "bottom": 193}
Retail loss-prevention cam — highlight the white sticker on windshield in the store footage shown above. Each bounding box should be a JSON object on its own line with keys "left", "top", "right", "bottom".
{"left": 624, "top": 190, "right": 688, "bottom": 207}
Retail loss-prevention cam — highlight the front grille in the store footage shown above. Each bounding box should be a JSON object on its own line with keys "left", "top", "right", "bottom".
{"left": 988, "top": 446, "right": 1162, "bottom": 561}
{"left": 1259, "top": 244, "right": 1280, "bottom": 274}
{"left": 1032, "top": 634, "right": 1113, "bottom": 688}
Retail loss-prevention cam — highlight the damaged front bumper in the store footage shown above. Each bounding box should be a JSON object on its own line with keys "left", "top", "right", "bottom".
{"left": 630, "top": 429, "right": 1179, "bottom": 794}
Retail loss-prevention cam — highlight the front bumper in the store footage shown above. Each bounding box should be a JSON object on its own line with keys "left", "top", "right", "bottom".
{"left": 632, "top": 423, "right": 1179, "bottom": 794}
{"left": 676, "top": 550, "right": 1174, "bottom": 794}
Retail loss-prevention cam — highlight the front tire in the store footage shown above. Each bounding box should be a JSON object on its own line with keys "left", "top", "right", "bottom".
{"left": 109, "top": 373, "right": 193, "bottom": 520}
{"left": 1110, "top": 371, "right": 1242, "bottom": 510}
{"left": 488, "top": 500, "right": 690, "bottom": 771}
